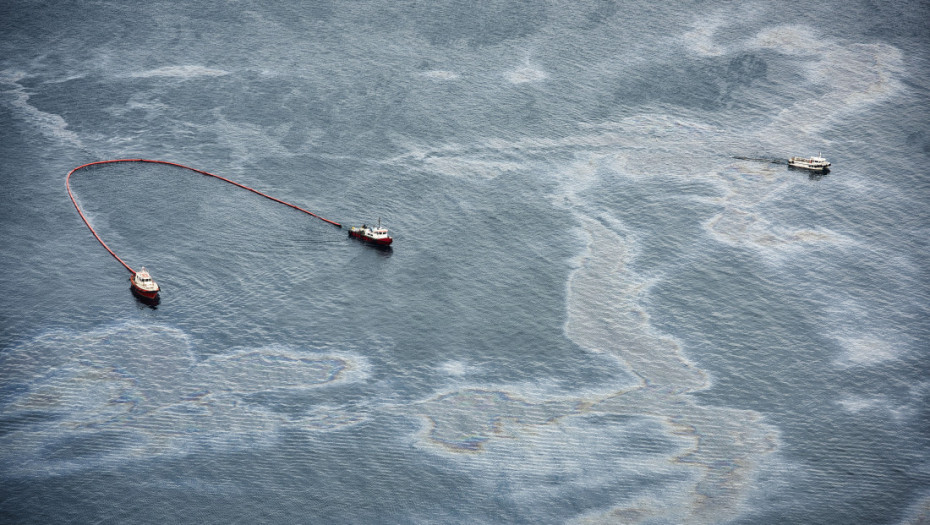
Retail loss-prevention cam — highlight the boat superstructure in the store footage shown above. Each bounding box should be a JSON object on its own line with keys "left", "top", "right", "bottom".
{"left": 130, "top": 267, "right": 160, "bottom": 299}
{"left": 348, "top": 219, "right": 393, "bottom": 246}
{"left": 788, "top": 153, "right": 831, "bottom": 172}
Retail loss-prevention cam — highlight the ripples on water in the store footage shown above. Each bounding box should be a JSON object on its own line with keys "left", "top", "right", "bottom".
{"left": 1, "top": 1, "right": 929, "bottom": 523}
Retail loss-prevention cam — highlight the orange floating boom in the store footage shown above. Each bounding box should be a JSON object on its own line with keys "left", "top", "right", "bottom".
{"left": 66, "top": 158, "right": 342, "bottom": 277}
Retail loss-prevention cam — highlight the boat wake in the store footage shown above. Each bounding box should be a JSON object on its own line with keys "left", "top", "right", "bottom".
{"left": 730, "top": 155, "right": 787, "bottom": 165}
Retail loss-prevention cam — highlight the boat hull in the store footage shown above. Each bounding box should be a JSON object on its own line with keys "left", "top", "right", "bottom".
{"left": 130, "top": 287, "right": 160, "bottom": 305}
{"left": 130, "top": 280, "right": 160, "bottom": 299}
{"left": 788, "top": 156, "right": 831, "bottom": 172}
{"left": 788, "top": 163, "right": 830, "bottom": 173}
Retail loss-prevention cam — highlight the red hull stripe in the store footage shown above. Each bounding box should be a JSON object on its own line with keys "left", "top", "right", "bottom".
{"left": 349, "top": 231, "right": 393, "bottom": 245}
{"left": 130, "top": 285, "right": 159, "bottom": 299}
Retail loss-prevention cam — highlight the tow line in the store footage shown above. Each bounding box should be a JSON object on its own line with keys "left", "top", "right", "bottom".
{"left": 66, "top": 159, "right": 343, "bottom": 297}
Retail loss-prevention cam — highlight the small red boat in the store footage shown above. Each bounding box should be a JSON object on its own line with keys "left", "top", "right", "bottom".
{"left": 348, "top": 219, "right": 393, "bottom": 246}
{"left": 130, "top": 267, "right": 160, "bottom": 299}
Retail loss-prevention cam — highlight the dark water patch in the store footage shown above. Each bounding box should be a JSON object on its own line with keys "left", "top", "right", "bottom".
{"left": 40, "top": 431, "right": 137, "bottom": 461}
{"left": 582, "top": 414, "right": 689, "bottom": 455}
{"left": 0, "top": 411, "right": 60, "bottom": 437}
{"left": 413, "top": 0, "right": 548, "bottom": 47}
{"left": 2, "top": 1, "right": 928, "bottom": 522}
{"left": 584, "top": 0, "right": 621, "bottom": 26}
{"left": 611, "top": 52, "right": 770, "bottom": 112}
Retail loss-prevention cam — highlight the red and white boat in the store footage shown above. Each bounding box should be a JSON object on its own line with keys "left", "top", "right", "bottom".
{"left": 130, "top": 267, "right": 160, "bottom": 299}
{"left": 348, "top": 219, "right": 393, "bottom": 246}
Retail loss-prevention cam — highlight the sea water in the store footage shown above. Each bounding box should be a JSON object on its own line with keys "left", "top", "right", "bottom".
{"left": 1, "top": 1, "right": 928, "bottom": 523}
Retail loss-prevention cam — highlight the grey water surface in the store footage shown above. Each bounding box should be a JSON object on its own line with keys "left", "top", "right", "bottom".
{"left": 1, "top": 1, "right": 928, "bottom": 523}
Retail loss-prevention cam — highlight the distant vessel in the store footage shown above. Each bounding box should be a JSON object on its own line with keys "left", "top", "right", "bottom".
{"left": 130, "top": 267, "right": 160, "bottom": 299}
{"left": 788, "top": 153, "right": 831, "bottom": 172}
{"left": 348, "top": 219, "right": 393, "bottom": 246}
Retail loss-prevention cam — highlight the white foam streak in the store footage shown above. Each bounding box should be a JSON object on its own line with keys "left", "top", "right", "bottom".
{"left": 751, "top": 26, "right": 904, "bottom": 139}
{"left": 505, "top": 64, "right": 547, "bottom": 84}
{"left": 419, "top": 70, "right": 460, "bottom": 81}
{"left": 832, "top": 333, "right": 904, "bottom": 367}
{"left": 836, "top": 394, "right": 915, "bottom": 421}
{"left": 838, "top": 382, "right": 927, "bottom": 423}
{"left": 559, "top": 196, "right": 778, "bottom": 523}
{"left": 749, "top": 25, "right": 830, "bottom": 56}
{"left": 565, "top": 217, "right": 707, "bottom": 391}
{"left": 405, "top": 211, "right": 779, "bottom": 523}
{"left": 0, "top": 323, "right": 370, "bottom": 476}
{"left": 0, "top": 70, "right": 83, "bottom": 147}
{"left": 683, "top": 17, "right": 728, "bottom": 57}
{"left": 128, "top": 65, "right": 230, "bottom": 79}
{"left": 387, "top": 114, "right": 723, "bottom": 182}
